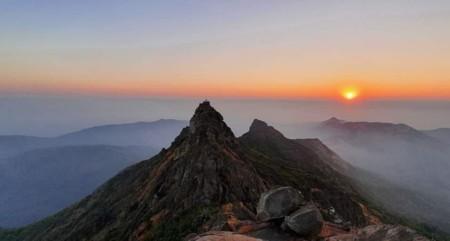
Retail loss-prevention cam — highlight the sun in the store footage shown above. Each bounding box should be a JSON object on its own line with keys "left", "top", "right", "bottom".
{"left": 340, "top": 88, "right": 359, "bottom": 100}
{"left": 344, "top": 91, "right": 357, "bottom": 100}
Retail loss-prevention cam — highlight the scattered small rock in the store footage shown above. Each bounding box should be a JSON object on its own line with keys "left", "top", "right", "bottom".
{"left": 318, "top": 222, "right": 350, "bottom": 238}
{"left": 325, "top": 225, "right": 430, "bottom": 241}
{"left": 188, "top": 187, "right": 430, "bottom": 241}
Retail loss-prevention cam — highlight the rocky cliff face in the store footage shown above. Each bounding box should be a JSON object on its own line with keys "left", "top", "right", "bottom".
{"left": 148, "top": 101, "right": 268, "bottom": 211}
{"left": 0, "top": 102, "right": 430, "bottom": 241}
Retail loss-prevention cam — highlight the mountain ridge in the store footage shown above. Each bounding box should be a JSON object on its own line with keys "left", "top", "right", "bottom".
{"left": 0, "top": 102, "right": 439, "bottom": 241}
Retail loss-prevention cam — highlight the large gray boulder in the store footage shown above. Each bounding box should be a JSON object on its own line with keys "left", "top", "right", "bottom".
{"left": 283, "top": 204, "right": 323, "bottom": 237}
{"left": 256, "top": 186, "right": 304, "bottom": 221}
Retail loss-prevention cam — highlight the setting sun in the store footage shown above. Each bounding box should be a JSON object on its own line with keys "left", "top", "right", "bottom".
{"left": 341, "top": 88, "right": 359, "bottom": 100}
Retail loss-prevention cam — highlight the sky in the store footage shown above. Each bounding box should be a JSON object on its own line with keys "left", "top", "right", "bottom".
{"left": 1, "top": 0, "right": 450, "bottom": 100}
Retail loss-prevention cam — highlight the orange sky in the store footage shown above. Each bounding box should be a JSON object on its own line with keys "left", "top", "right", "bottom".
{"left": 1, "top": 1, "right": 450, "bottom": 100}
{"left": 2, "top": 79, "right": 450, "bottom": 100}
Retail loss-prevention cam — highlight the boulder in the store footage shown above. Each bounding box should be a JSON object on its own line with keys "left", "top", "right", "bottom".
{"left": 325, "top": 225, "right": 430, "bottom": 241}
{"left": 186, "top": 231, "right": 264, "bottom": 241}
{"left": 257, "top": 186, "right": 304, "bottom": 221}
{"left": 283, "top": 204, "right": 323, "bottom": 237}
{"left": 248, "top": 226, "right": 309, "bottom": 241}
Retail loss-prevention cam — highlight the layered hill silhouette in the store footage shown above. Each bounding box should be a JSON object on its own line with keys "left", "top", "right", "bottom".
{"left": 0, "top": 145, "right": 152, "bottom": 228}
{"left": 319, "top": 117, "right": 444, "bottom": 148}
{"left": 0, "top": 119, "right": 187, "bottom": 158}
{"left": 0, "top": 102, "right": 439, "bottom": 241}
{"left": 424, "top": 128, "right": 450, "bottom": 144}
{"left": 0, "top": 119, "right": 186, "bottom": 228}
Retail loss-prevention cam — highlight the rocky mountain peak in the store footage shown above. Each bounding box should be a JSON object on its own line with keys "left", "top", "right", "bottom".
{"left": 322, "top": 117, "right": 345, "bottom": 126}
{"left": 188, "top": 101, "right": 235, "bottom": 143}
{"left": 148, "top": 101, "right": 267, "bottom": 210}
{"left": 248, "top": 119, "right": 285, "bottom": 139}
{"left": 249, "top": 119, "right": 269, "bottom": 130}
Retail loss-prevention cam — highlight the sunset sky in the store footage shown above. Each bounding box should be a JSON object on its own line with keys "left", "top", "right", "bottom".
{"left": 1, "top": 0, "right": 450, "bottom": 99}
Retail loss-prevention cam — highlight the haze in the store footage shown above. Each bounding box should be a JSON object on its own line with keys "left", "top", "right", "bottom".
{"left": 1, "top": 96, "right": 449, "bottom": 137}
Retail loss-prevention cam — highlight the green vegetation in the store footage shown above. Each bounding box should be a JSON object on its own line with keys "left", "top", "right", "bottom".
{"left": 0, "top": 214, "right": 59, "bottom": 241}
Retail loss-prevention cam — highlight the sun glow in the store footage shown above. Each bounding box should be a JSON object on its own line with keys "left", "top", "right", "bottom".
{"left": 341, "top": 88, "right": 359, "bottom": 100}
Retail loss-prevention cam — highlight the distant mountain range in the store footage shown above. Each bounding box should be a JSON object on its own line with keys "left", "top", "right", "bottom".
{"left": 0, "top": 119, "right": 187, "bottom": 228}
{"left": 316, "top": 117, "right": 450, "bottom": 232}
{"left": 320, "top": 117, "right": 445, "bottom": 147}
{"left": 0, "top": 119, "right": 187, "bottom": 159}
{"left": 423, "top": 128, "right": 450, "bottom": 144}
{"left": 0, "top": 102, "right": 444, "bottom": 241}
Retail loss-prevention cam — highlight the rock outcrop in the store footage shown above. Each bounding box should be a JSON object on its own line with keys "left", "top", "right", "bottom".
{"left": 283, "top": 204, "right": 323, "bottom": 237}
{"left": 188, "top": 225, "right": 430, "bottom": 241}
{"left": 185, "top": 185, "right": 431, "bottom": 241}
{"left": 186, "top": 231, "right": 264, "bottom": 241}
{"left": 256, "top": 186, "right": 304, "bottom": 221}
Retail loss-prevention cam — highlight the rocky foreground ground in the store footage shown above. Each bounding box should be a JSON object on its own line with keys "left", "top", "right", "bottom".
{"left": 187, "top": 187, "right": 429, "bottom": 241}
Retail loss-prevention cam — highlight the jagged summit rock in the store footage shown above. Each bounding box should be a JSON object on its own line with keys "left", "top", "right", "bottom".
{"left": 249, "top": 119, "right": 269, "bottom": 131}
{"left": 150, "top": 101, "right": 267, "bottom": 210}
{"left": 248, "top": 119, "right": 286, "bottom": 139}
{"left": 189, "top": 101, "right": 235, "bottom": 141}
